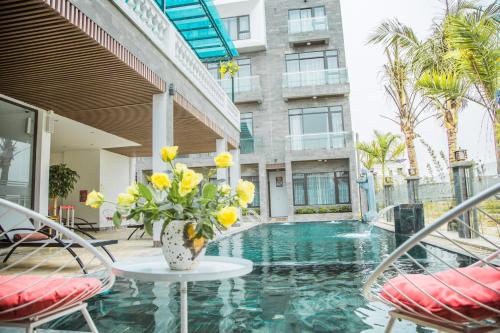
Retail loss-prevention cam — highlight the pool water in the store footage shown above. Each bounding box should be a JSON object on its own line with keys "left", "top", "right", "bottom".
{"left": 47, "top": 222, "right": 472, "bottom": 332}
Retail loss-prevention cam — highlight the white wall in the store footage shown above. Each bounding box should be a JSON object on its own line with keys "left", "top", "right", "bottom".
{"left": 214, "top": 0, "right": 267, "bottom": 53}
{"left": 60, "top": 150, "right": 101, "bottom": 224}
{"left": 99, "top": 150, "right": 130, "bottom": 228}
{"left": 51, "top": 149, "right": 131, "bottom": 229}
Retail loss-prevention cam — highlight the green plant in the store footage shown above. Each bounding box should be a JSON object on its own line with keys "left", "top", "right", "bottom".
{"left": 85, "top": 147, "right": 255, "bottom": 241}
{"left": 49, "top": 164, "right": 79, "bottom": 216}
{"left": 242, "top": 207, "right": 261, "bottom": 216}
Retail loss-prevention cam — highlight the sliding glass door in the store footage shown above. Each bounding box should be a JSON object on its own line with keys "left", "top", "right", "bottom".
{"left": 0, "top": 99, "right": 36, "bottom": 208}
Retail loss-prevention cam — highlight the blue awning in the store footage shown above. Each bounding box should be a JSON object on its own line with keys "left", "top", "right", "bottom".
{"left": 154, "top": 0, "right": 239, "bottom": 61}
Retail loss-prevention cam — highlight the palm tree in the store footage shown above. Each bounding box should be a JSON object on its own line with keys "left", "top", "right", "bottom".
{"left": 368, "top": 20, "right": 429, "bottom": 177}
{"left": 444, "top": 2, "right": 500, "bottom": 171}
{"left": 357, "top": 131, "right": 406, "bottom": 186}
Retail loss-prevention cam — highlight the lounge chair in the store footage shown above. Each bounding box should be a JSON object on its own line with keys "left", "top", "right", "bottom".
{"left": 0, "top": 198, "right": 115, "bottom": 333}
{"left": 0, "top": 206, "right": 117, "bottom": 272}
{"left": 363, "top": 183, "right": 500, "bottom": 333}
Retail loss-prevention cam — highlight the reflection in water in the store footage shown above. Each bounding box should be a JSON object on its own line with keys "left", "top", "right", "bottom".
{"left": 47, "top": 222, "right": 470, "bottom": 332}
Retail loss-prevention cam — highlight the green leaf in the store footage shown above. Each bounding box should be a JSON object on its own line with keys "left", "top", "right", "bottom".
{"left": 202, "top": 183, "right": 217, "bottom": 201}
{"left": 137, "top": 183, "right": 153, "bottom": 201}
{"left": 143, "top": 220, "right": 153, "bottom": 236}
{"left": 112, "top": 211, "right": 122, "bottom": 228}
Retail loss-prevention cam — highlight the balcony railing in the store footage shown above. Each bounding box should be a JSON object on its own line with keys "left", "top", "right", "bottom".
{"left": 240, "top": 137, "right": 263, "bottom": 154}
{"left": 113, "top": 0, "right": 240, "bottom": 129}
{"left": 285, "top": 132, "right": 352, "bottom": 151}
{"left": 288, "top": 16, "right": 329, "bottom": 34}
{"left": 283, "top": 68, "right": 348, "bottom": 88}
{"left": 218, "top": 76, "right": 261, "bottom": 95}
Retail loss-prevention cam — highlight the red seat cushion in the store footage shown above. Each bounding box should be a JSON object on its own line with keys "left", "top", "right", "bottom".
{"left": 381, "top": 267, "right": 500, "bottom": 321}
{"left": 0, "top": 275, "right": 102, "bottom": 320}
{"left": 13, "top": 233, "right": 49, "bottom": 242}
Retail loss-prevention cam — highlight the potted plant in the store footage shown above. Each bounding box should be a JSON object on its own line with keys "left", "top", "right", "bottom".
{"left": 49, "top": 164, "right": 79, "bottom": 216}
{"left": 85, "top": 146, "right": 255, "bottom": 271}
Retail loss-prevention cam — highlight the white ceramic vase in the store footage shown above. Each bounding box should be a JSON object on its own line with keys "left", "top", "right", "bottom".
{"left": 161, "top": 220, "right": 206, "bottom": 271}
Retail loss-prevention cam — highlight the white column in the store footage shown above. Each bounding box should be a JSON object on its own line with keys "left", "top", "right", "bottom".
{"left": 152, "top": 91, "right": 173, "bottom": 247}
{"left": 229, "top": 148, "right": 240, "bottom": 191}
{"left": 258, "top": 161, "right": 268, "bottom": 219}
{"left": 285, "top": 160, "right": 294, "bottom": 221}
{"left": 34, "top": 110, "right": 51, "bottom": 216}
{"left": 216, "top": 138, "right": 228, "bottom": 181}
{"left": 129, "top": 157, "right": 137, "bottom": 184}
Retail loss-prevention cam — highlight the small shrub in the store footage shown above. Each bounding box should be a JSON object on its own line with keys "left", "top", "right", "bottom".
{"left": 318, "top": 207, "right": 330, "bottom": 214}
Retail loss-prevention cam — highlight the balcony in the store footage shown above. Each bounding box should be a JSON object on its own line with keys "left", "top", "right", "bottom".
{"left": 240, "top": 137, "right": 264, "bottom": 154}
{"left": 219, "top": 76, "right": 263, "bottom": 104}
{"left": 282, "top": 68, "right": 350, "bottom": 100}
{"left": 285, "top": 132, "right": 353, "bottom": 153}
{"left": 288, "top": 16, "right": 330, "bottom": 47}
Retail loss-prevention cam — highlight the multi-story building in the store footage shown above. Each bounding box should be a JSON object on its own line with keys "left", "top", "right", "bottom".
{"left": 170, "top": 0, "right": 360, "bottom": 221}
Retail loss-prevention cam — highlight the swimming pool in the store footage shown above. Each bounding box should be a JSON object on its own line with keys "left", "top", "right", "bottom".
{"left": 47, "top": 222, "right": 472, "bottom": 332}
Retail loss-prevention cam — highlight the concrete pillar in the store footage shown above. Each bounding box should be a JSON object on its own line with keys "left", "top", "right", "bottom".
{"left": 129, "top": 157, "right": 137, "bottom": 184}
{"left": 152, "top": 90, "right": 173, "bottom": 247}
{"left": 349, "top": 155, "right": 361, "bottom": 219}
{"left": 285, "top": 161, "right": 294, "bottom": 220}
{"left": 406, "top": 176, "right": 420, "bottom": 204}
{"left": 258, "top": 162, "right": 268, "bottom": 219}
{"left": 216, "top": 138, "right": 228, "bottom": 181}
{"left": 452, "top": 161, "right": 478, "bottom": 238}
{"left": 34, "top": 110, "right": 51, "bottom": 216}
{"left": 229, "top": 149, "right": 240, "bottom": 191}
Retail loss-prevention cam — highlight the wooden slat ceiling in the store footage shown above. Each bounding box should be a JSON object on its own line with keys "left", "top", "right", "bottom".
{"left": 0, "top": 0, "right": 234, "bottom": 157}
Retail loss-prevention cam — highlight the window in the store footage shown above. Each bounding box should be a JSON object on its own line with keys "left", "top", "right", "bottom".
{"left": 240, "top": 113, "right": 254, "bottom": 154}
{"left": 0, "top": 99, "right": 36, "bottom": 209}
{"left": 242, "top": 176, "right": 260, "bottom": 208}
{"left": 286, "top": 50, "right": 338, "bottom": 72}
{"left": 205, "top": 58, "right": 252, "bottom": 93}
{"left": 222, "top": 15, "right": 250, "bottom": 40}
{"left": 293, "top": 172, "right": 350, "bottom": 206}
{"left": 288, "top": 6, "right": 327, "bottom": 33}
{"left": 285, "top": 50, "right": 341, "bottom": 87}
{"left": 289, "top": 106, "right": 344, "bottom": 150}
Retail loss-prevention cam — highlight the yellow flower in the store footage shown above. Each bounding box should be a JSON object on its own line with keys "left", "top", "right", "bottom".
{"left": 179, "top": 169, "right": 203, "bottom": 196}
{"left": 127, "top": 183, "right": 139, "bottom": 197}
{"left": 161, "top": 146, "right": 178, "bottom": 162}
{"left": 85, "top": 190, "right": 104, "bottom": 209}
{"left": 214, "top": 152, "right": 233, "bottom": 168}
{"left": 218, "top": 183, "right": 232, "bottom": 196}
{"left": 216, "top": 207, "right": 238, "bottom": 228}
{"left": 174, "top": 163, "right": 188, "bottom": 175}
{"left": 117, "top": 193, "right": 135, "bottom": 206}
{"left": 236, "top": 179, "right": 255, "bottom": 206}
{"left": 150, "top": 172, "right": 171, "bottom": 190}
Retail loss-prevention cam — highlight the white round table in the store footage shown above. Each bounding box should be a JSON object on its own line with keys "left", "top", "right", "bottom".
{"left": 111, "top": 256, "right": 253, "bottom": 333}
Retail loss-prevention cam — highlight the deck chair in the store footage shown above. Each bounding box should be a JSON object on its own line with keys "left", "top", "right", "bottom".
{"left": 0, "top": 205, "right": 117, "bottom": 272}
{"left": 0, "top": 198, "right": 115, "bottom": 333}
{"left": 363, "top": 183, "right": 500, "bottom": 333}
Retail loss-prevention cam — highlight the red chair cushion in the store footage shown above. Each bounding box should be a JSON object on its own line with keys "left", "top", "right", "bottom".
{"left": 0, "top": 275, "right": 102, "bottom": 320}
{"left": 13, "top": 233, "right": 49, "bottom": 242}
{"left": 381, "top": 267, "right": 500, "bottom": 321}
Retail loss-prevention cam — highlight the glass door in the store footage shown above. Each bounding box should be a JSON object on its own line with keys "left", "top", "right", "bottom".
{"left": 0, "top": 99, "right": 36, "bottom": 208}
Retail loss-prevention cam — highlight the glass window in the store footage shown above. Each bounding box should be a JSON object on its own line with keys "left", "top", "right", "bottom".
{"left": 286, "top": 50, "right": 338, "bottom": 72}
{"left": 288, "top": 6, "right": 326, "bottom": 33}
{"left": 242, "top": 175, "right": 259, "bottom": 207}
{"left": 0, "top": 99, "right": 36, "bottom": 209}
{"left": 222, "top": 15, "right": 250, "bottom": 40}
{"left": 204, "top": 58, "right": 252, "bottom": 94}
{"left": 293, "top": 172, "right": 350, "bottom": 205}
{"left": 240, "top": 113, "right": 254, "bottom": 154}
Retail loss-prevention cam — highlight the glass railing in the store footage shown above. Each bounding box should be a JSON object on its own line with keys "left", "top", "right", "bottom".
{"left": 218, "top": 76, "right": 261, "bottom": 95}
{"left": 285, "top": 132, "right": 351, "bottom": 151}
{"left": 240, "top": 137, "right": 263, "bottom": 154}
{"left": 288, "top": 16, "right": 329, "bottom": 34}
{"left": 283, "top": 68, "right": 348, "bottom": 88}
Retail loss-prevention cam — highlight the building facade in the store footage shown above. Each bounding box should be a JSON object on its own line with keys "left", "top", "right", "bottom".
{"left": 170, "top": 0, "right": 361, "bottom": 221}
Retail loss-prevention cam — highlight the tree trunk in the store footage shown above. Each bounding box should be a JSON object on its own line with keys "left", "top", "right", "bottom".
{"left": 52, "top": 197, "right": 58, "bottom": 217}
{"left": 403, "top": 130, "right": 419, "bottom": 176}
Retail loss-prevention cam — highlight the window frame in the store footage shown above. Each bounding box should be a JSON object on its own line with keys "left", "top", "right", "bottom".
{"left": 288, "top": 105, "right": 344, "bottom": 135}
{"left": 285, "top": 50, "right": 339, "bottom": 73}
{"left": 222, "top": 15, "right": 251, "bottom": 40}
{"left": 292, "top": 171, "right": 351, "bottom": 206}
{"left": 288, "top": 6, "right": 326, "bottom": 20}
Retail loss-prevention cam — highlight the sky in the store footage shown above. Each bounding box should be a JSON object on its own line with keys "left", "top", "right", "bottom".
{"left": 339, "top": 0, "right": 496, "bottom": 176}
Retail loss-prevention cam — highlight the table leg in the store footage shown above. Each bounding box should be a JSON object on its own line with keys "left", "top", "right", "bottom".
{"left": 180, "top": 281, "right": 188, "bottom": 333}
